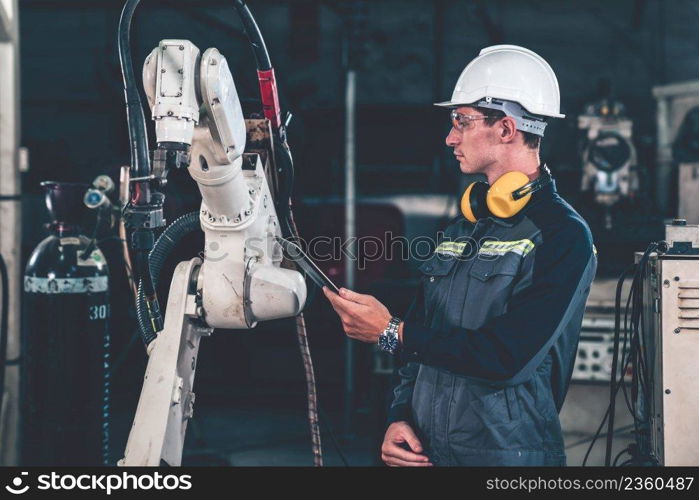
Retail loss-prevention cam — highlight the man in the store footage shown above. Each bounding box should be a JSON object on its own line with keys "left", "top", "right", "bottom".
{"left": 324, "top": 45, "right": 596, "bottom": 466}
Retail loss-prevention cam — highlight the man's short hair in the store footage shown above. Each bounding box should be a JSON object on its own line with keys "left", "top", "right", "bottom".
{"left": 477, "top": 107, "right": 543, "bottom": 150}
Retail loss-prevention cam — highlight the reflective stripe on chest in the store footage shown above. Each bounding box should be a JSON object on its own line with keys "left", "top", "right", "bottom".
{"left": 434, "top": 241, "right": 470, "bottom": 257}
{"left": 478, "top": 239, "right": 535, "bottom": 257}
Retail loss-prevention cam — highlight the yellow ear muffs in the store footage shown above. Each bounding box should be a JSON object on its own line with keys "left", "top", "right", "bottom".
{"left": 461, "top": 181, "right": 490, "bottom": 223}
{"left": 486, "top": 171, "right": 532, "bottom": 219}
{"left": 461, "top": 172, "right": 534, "bottom": 222}
{"left": 461, "top": 182, "right": 478, "bottom": 223}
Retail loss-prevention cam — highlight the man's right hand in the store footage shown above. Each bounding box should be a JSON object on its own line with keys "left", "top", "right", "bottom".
{"left": 381, "top": 421, "right": 433, "bottom": 467}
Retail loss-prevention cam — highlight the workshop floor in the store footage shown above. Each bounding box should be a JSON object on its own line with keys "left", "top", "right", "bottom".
{"left": 110, "top": 383, "right": 632, "bottom": 467}
{"left": 111, "top": 405, "right": 379, "bottom": 467}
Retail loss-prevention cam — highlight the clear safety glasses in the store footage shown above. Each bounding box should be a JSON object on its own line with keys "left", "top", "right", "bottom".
{"left": 450, "top": 109, "right": 489, "bottom": 131}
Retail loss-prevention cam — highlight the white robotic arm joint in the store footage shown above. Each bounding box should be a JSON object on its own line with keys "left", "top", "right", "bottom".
{"left": 142, "top": 38, "right": 306, "bottom": 331}
{"left": 143, "top": 40, "right": 201, "bottom": 146}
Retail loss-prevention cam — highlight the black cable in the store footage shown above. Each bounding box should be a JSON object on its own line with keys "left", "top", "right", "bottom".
{"left": 271, "top": 132, "right": 295, "bottom": 238}
{"left": 582, "top": 402, "right": 610, "bottom": 466}
{"left": 119, "top": 0, "right": 165, "bottom": 347}
{"left": 613, "top": 447, "right": 630, "bottom": 467}
{"left": 229, "top": 0, "right": 321, "bottom": 466}
{"left": 587, "top": 242, "right": 658, "bottom": 467}
{"left": 81, "top": 208, "right": 105, "bottom": 260}
{"left": 618, "top": 278, "right": 635, "bottom": 414}
{"left": 582, "top": 340, "right": 639, "bottom": 466}
{"left": 629, "top": 245, "right": 657, "bottom": 432}
{"left": 566, "top": 424, "right": 634, "bottom": 450}
{"left": 232, "top": 0, "right": 272, "bottom": 70}
{"left": 118, "top": 0, "right": 149, "bottom": 180}
{"left": 317, "top": 404, "right": 349, "bottom": 466}
{"left": 605, "top": 264, "right": 635, "bottom": 465}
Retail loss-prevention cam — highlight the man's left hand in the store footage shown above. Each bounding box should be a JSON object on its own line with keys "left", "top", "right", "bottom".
{"left": 323, "top": 287, "right": 391, "bottom": 343}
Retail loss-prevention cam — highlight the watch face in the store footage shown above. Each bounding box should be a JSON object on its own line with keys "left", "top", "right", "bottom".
{"left": 379, "top": 332, "right": 397, "bottom": 354}
{"left": 378, "top": 333, "right": 389, "bottom": 352}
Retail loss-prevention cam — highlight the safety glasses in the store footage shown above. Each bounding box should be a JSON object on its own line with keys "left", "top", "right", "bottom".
{"left": 450, "top": 109, "right": 489, "bottom": 131}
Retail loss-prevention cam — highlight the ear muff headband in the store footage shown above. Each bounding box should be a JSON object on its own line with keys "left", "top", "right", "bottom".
{"left": 512, "top": 169, "right": 552, "bottom": 200}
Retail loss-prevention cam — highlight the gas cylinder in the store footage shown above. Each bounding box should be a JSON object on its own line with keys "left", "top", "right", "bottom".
{"left": 22, "top": 181, "right": 111, "bottom": 465}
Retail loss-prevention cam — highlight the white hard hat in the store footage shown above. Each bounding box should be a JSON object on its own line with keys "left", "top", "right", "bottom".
{"left": 435, "top": 45, "right": 565, "bottom": 122}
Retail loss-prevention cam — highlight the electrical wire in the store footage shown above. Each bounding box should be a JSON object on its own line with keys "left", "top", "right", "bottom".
{"left": 613, "top": 447, "right": 630, "bottom": 467}
{"left": 119, "top": 0, "right": 164, "bottom": 346}
{"left": 565, "top": 424, "right": 634, "bottom": 450}
{"left": 287, "top": 210, "right": 323, "bottom": 467}
{"left": 118, "top": 0, "right": 149, "bottom": 182}
{"left": 80, "top": 207, "right": 105, "bottom": 260}
{"left": 317, "top": 404, "right": 349, "bottom": 466}
{"left": 605, "top": 264, "right": 635, "bottom": 465}
{"left": 230, "top": 0, "right": 322, "bottom": 466}
{"left": 584, "top": 242, "right": 660, "bottom": 467}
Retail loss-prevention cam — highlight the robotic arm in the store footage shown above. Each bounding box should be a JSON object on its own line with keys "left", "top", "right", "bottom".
{"left": 120, "top": 40, "right": 306, "bottom": 465}
{"left": 144, "top": 39, "right": 306, "bottom": 327}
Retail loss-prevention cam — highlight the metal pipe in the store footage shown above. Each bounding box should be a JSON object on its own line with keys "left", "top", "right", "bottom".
{"left": 343, "top": 68, "right": 356, "bottom": 436}
{"left": 0, "top": 0, "right": 21, "bottom": 465}
{"left": 119, "top": 166, "right": 138, "bottom": 298}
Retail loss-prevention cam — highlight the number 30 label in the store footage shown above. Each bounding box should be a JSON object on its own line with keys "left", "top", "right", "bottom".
{"left": 89, "top": 304, "right": 109, "bottom": 320}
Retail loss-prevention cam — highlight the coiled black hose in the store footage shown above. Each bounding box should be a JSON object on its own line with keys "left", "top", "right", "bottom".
{"left": 136, "top": 212, "right": 201, "bottom": 345}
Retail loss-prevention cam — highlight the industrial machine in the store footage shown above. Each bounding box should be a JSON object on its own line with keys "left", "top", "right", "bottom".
{"left": 579, "top": 83, "right": 639, "bottom": 229}
{"left": 573, "top": 279, "right": 629, "bottom": 383}
{"left": 117, "top": 1, "right": 319, "bottom": 466}
{"left": 636, "top": 220, "right": 699, "bottom": 465}
{"left": 653, "top": 80, "right": 699, "bottom": 217}
{"left": 593, "top": 220, "right": 699, "bottom": 466}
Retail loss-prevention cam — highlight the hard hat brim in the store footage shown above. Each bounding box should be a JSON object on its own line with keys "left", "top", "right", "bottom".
{"left": 434, "top": 100, "right": 462, "bottom": 108}
{"left": 434, "top": 99, "right": 566, "bottom": 118}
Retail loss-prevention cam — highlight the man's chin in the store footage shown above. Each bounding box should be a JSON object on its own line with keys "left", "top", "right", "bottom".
{"left": 459, "top": 163, "right": 476, "bottom": 174}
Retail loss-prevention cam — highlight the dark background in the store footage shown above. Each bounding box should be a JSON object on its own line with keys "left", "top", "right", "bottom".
{"left": 16, "top": 0, "right": 699, "bottom": 464}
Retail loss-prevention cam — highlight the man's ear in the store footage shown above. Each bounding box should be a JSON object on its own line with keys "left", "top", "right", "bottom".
{"left": 500, "top": 116, "right": 518, "bottom": 143}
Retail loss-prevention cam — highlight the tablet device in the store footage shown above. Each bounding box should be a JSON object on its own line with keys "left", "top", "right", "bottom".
{"left": 277, "top": 237, "right": 341, "bottom": 294}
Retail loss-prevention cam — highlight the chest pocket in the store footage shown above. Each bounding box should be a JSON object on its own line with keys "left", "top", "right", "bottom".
{"left": 463, "top": 255, "right": 522, "bottom": 326}
{"left": 469, "top": 255, "right": 520, "bottom": 281}
{"left": 419, "top": 255, "right": 459, "bottom": 323}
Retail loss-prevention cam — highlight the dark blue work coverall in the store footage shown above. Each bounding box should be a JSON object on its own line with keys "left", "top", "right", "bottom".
{"left": 387, "top": 179, "right": 597, "bottom": 466}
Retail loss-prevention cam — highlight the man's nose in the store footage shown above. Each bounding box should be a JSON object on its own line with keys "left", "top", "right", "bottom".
{"left": 446, "top": 127, "right": 460, "bottom": 147}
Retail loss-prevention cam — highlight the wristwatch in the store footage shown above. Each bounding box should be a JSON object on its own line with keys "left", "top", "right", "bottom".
{"left": 378, "top": 316, "right": 402, "bottom": 355}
